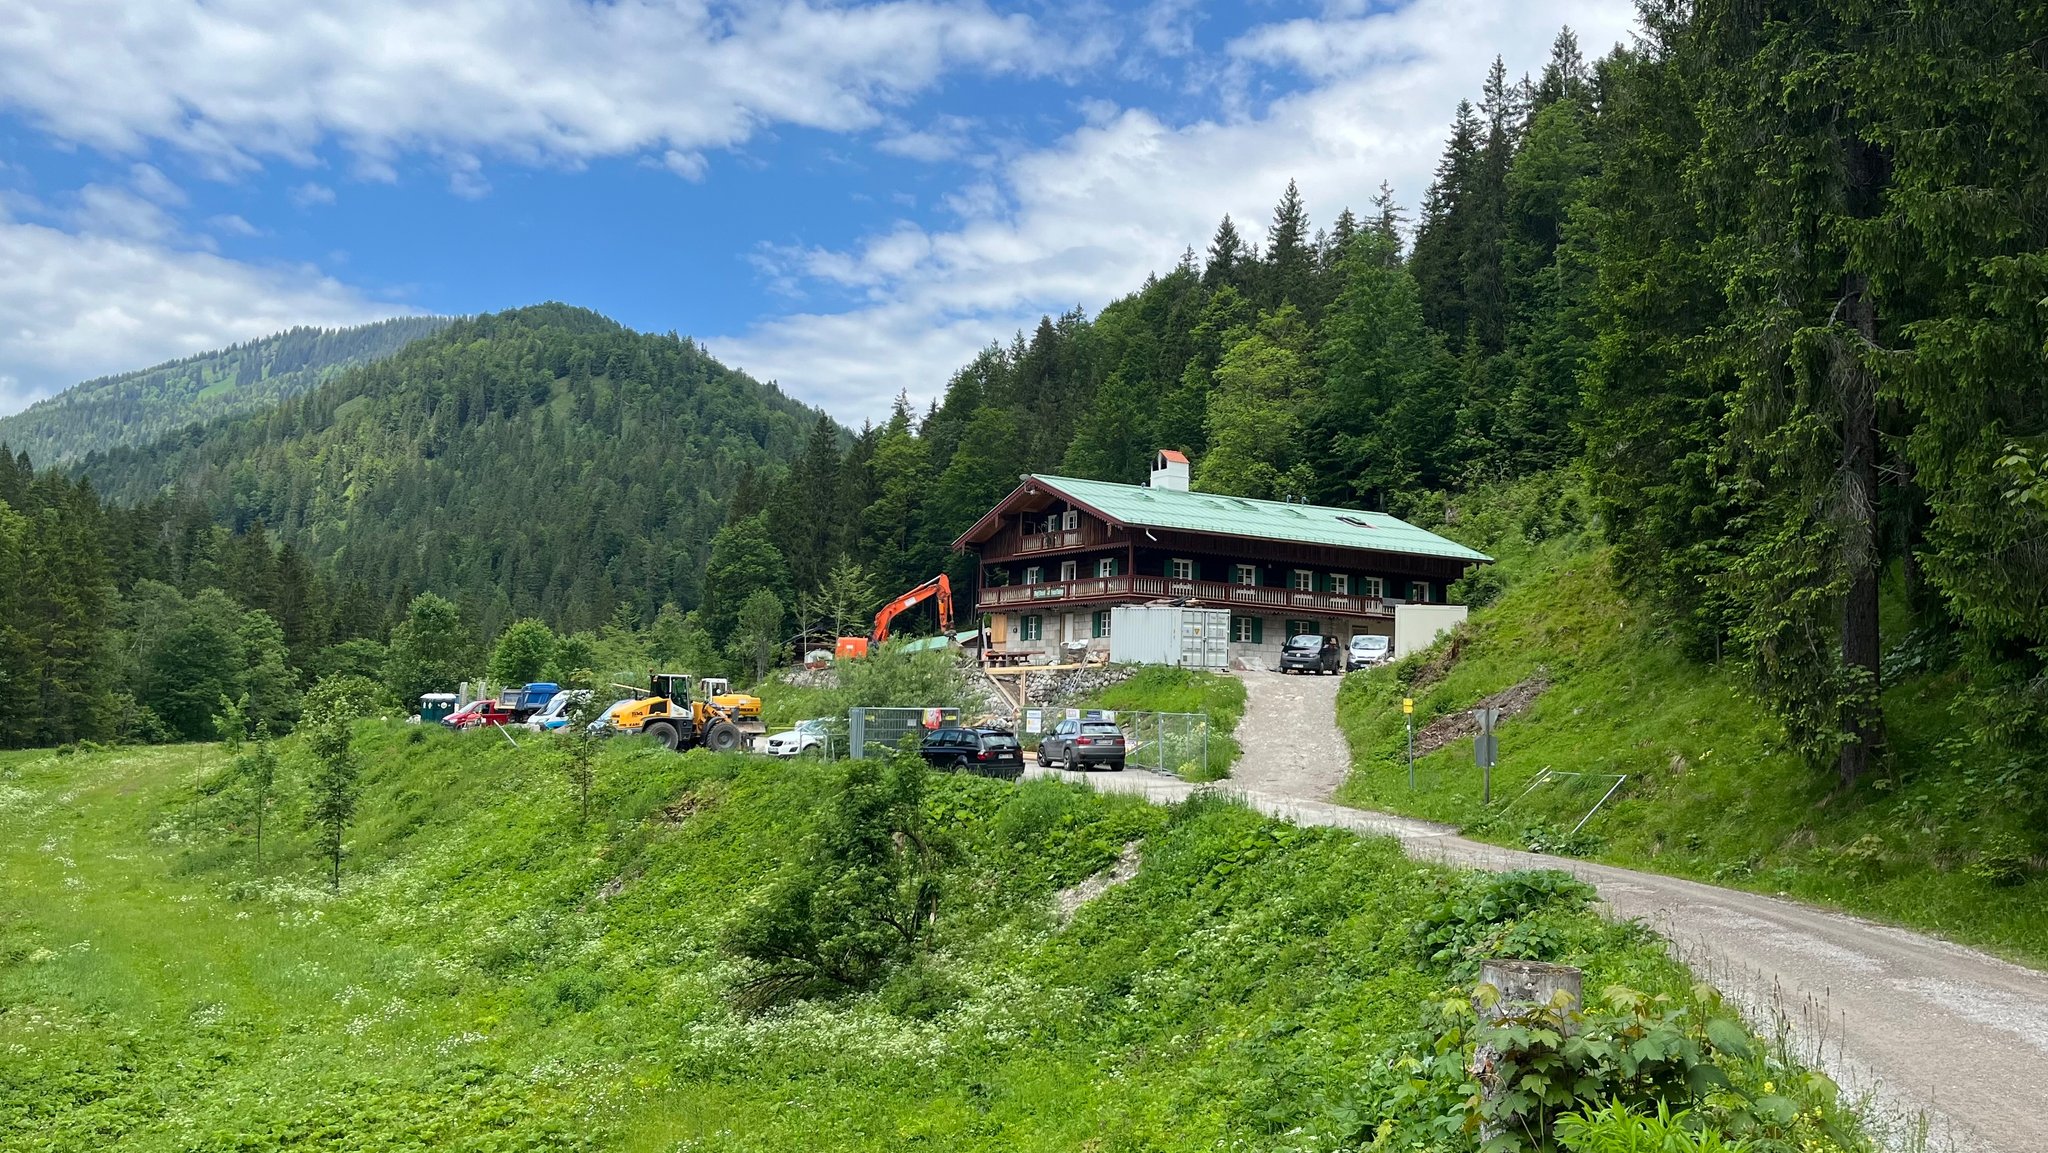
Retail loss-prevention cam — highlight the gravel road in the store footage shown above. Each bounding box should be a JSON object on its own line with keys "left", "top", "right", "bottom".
{"left": 1031, "top": 670, "right": 2048, "bottom": 1153}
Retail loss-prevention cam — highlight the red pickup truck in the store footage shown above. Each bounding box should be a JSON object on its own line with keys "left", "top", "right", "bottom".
{"left": 443, "top": 699, "right": 516, "bottom": 730}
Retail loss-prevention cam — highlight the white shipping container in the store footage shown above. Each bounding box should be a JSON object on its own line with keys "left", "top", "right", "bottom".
{"left": 1112, "top": 605, "right": 1230, "bottom": 670}
{"left": 1393, "top": 604, "right": 1469, "bottom": 658}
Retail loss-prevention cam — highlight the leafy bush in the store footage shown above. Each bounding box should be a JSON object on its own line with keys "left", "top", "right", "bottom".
{"left": 1416, "top": 869, "right": 1598, "bottom": 977}
{"left": 722, "top": 754, "right": 948, "bottom": 1009}
{"left": 1450, "top": 985, "right": 1864, "bottom": 1153}
{"left": 1556, "top": 1102, "right": 1748, "bottom": 1152}
{"left": 1968, "top": 832, "right": 2034, "bottom": 887}
{"left": 1453, "top": 566, "right": 1512, "bottom": 609}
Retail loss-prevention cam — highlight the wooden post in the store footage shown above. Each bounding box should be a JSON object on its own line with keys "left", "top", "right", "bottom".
{"left": 1472, "top": 960, "right": 1582, "bottom": 1145}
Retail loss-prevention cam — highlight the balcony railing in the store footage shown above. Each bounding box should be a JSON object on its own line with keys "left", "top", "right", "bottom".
{"left": 1003, "top": 522, "right": 1115, "bottom": 553}
{"left": 976, "top": 575, "right": 1388, "bottom": 617}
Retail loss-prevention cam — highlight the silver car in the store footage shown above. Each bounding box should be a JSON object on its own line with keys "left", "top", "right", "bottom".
{"left": 1347, "top": 634, "right": 1392, "bottom": 671}
{"left": 1036, "top": 718, "right": 1127, "bottom": 771}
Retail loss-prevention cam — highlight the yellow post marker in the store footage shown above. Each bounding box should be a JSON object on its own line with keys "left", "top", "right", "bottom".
{"left": 1403, "top": 699, "right": 1415, "bottom": 787}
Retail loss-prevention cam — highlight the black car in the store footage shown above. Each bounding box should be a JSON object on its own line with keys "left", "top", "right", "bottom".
{"left": 916, "top": 727, "right": 1025, "bottom": 779}
{"left": 1036, "top": 718, "right": 1127, "bottom": 771}
{"left": 1279, "top": 633, "right": 1341, "bottom": 674}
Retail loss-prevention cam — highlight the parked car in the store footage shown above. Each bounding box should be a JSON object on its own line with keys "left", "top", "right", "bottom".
{"left": 765, "top": 718, "right": 832, "bottom": 757}
{"left": 1280, "top": 634, "right": 1341, "bottom": 674}
{"left": 524, "top": 689, "right": 591, "bottom": 732}
{"left": 443, "top": 698, "right": 516, "bottom": 730}
{"left": 586, "top": 699, "right": 636, "bottom": 734}
{"left": 1347, "top": 634, "right": 1392, "bottom": 671}
{"left": 916, "top": 726, "right": 1025, "bottom": 779}
{"left": 1036, "top": 717, "right": 1127, "bottom": 771}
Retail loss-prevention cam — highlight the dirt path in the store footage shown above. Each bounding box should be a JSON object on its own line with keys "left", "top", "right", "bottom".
{"left": 1031, "top": 670, "right": 2048, "bottom": 1153}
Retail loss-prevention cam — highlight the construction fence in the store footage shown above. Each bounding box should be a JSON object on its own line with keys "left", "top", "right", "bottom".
{"left": 846, "top": 706, "right": 961, "bottom": 759}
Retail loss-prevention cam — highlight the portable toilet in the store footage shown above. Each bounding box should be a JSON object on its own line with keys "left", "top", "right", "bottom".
{"left": 419, "top": 693, "right": 458, "bottom": 723}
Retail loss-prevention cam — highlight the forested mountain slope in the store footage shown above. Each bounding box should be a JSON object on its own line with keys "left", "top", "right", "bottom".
{"left": 0, "top": 316, "right": 449, "bottom": 463}
{"left": 82, "top": 304, "right": 825, "bottom": 637}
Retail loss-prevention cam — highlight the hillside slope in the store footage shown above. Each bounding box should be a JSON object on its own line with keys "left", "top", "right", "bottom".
{"left": 77, "top": 304, "right": 826, "bottom": 634}
{"left": 1335, "top": 538, "right": 2048, "bottom": 966}
{"left": 0, "top": 317, "right": 450, "bottom": 463}
{"left": 0, "top": 733, "right": 1865, "bottom": 1150}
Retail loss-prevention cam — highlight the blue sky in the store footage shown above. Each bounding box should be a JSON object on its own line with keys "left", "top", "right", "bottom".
{"left": 0, "top": 0, "right": 1636, "bottom": 424}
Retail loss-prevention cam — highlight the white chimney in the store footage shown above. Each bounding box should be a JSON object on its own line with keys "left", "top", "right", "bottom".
{"left": 1150, "top": 449, "right": 1190, "bottom": 491}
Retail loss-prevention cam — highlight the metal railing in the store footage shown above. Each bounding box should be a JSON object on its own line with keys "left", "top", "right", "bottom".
{"left": 978, "top": 575, "right": 1388, "bottom": 617}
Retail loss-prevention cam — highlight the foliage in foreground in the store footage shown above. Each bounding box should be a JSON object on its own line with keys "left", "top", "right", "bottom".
{"left": 0, "top": 736, "right": 1867, "bottom": 1150}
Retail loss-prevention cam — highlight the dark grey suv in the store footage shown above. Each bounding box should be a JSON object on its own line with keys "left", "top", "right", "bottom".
{"left": 1279, "top": 634, "right": 1341, "bottom": 674}
{"left": 1037, "top": 718, "right": 1127, "bottom": 771}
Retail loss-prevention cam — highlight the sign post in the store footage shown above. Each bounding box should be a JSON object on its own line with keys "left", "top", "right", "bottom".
{"left": 1472, "top": 706, "right": 1502, "bottom": 804}
{"left": 1403, "top": 697, "right": 1415, "bottom": 788}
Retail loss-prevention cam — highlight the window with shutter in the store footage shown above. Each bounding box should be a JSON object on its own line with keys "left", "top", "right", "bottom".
{"left": 1023, "top": 566, "right": 1042, "bottom": 585}
{"left": 1096, "top": 557, "right": 1114, "bottom": 578}
{"left": 1362, "top": 576, "right": 1384, "bottom": 599}
{"left": 1059, "top": 560, "right": 1077, "bottom": 581}
{"left": 1409, "top": 581, "right": 1431, "bottom": 603}
{"left": 1330, "top": 574, "right": 1350, "bottom": 595}
{"left": 1092, "top": 610, "right": 1110, "bottom": 638}
{"left": 1292, "top": 569, "right": 1314, "bottom": 592}
{"left": 1234, "top": 564, "right": 1257, "bottom": 585}
{"left": 1232, "top": 616, "right": 1254, "bottom": 642}
{"left": 1062, "top": 510, "right": 1078, "bottom": 531}
{"left": 1170, "top": 558, "right": 1194, "bottom": 580}
{"left": 1021, "top": 615, "right": 1043, "bottom": 641}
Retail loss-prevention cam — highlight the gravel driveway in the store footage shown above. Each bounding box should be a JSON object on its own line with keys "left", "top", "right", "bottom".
{"left": 1029, "top": 670, "right": 2048, "bottom": 1153}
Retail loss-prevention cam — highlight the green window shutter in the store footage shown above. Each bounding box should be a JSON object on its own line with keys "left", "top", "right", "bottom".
{"left": 1109, "top": 556, "right": 1119, "bottom": 576}
{"left": 1190, "top": 560, "right": 1201, "bottom": 582}
{"left": 1251, "top": 617, "right": 1263, "bottom": 644}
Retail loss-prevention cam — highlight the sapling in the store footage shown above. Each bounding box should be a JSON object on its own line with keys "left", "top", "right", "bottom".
{"left": 239, "top": 734, "right": 278, "bottom": 865}
{"left": 561, "top": 693, "right": 607, "bottom": 826}
{"left": 301, "top": 677, "right": 373, "bottom": 891}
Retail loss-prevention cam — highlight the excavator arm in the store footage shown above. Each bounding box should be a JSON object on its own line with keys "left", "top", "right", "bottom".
{"left": 872, "top": 573, "right": 954, "bottom": 643}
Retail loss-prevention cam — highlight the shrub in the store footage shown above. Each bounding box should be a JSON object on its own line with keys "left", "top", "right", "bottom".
{"left": 1416, "top": 869, "right": 1597, "bottom": 977}
{"left": 722, "top": 754, "right": 948, "bottom": 1009}
{"left": 1968, "top": 833, "right": 2033, "bottom": 887}
{"left": 1556, "top": 1102, "right": 1749, "bottom": 1152}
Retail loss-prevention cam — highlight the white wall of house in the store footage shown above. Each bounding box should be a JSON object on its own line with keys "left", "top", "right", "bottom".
{"left": 994, "top": 608, "right": 1400, "bottom": 668}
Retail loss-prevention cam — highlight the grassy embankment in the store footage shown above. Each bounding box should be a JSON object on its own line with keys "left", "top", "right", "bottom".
{"left": 2, "top": 727, "right": 1863, "bottom": 1150}
{"left": 1335, "top": 534, "right": 2047, "bottom": 967}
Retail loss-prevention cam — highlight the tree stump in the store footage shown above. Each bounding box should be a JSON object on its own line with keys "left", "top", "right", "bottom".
{"left": 1472, "top": 960, "right": 1583, "bottom": 1145}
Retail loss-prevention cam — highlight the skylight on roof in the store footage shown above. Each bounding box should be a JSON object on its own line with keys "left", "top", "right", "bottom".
{"left": 1337, "top": 515, "right": 1375, "bottom": 528}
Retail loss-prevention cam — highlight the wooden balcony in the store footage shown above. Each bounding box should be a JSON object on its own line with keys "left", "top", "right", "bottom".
{"left": 975, "top": 575, "right": 1389, "bottom": 618}
{"left": 983, "top": 520, "right": 1117, "bottom": 558}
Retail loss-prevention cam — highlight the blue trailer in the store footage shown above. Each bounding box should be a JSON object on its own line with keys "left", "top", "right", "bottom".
{"left": 498, "top": 682, "right": 561, "bottom": 722}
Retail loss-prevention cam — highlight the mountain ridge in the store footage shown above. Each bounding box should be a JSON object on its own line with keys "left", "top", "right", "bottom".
{"left": 0, "top": 316, "right": 454, "bottom": 463}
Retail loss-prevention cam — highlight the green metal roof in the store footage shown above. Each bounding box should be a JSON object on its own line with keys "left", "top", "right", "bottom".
{"left": 1028, "top": 474, "right": 1492, "bottom": 563}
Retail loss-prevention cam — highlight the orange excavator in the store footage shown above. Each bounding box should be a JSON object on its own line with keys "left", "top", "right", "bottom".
{"left": 835, "top": 574, "right": 955, "bottom": 659}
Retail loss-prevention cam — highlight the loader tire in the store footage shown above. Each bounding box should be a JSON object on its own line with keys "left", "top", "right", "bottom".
{"left": 704, "top": 720, "right": 742, "bottom": 753}
{"left": 644, "top": 720, "right": 681, "bottom": 750}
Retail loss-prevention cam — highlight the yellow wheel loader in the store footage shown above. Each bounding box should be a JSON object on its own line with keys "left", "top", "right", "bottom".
{"left": 609, "top": 673, "right": 750, "bottom": 753}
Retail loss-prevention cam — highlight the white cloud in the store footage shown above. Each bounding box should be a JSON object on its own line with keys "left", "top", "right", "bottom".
{"left": 0, "top": 0, "right": 1052, "bottom": 179}
{"left": 0, "top": 222, "right": 403, "bottom": 416}
{"left": 713, "top": 0, "right": 1638, "bottom": 420}
{"left": 877, "top": 115, "right": 980, "bottom": 163}
{"left": 208, "top": 213, "right": 263, "bottom": 237}
{"left": 291, "top": 181, "right": 337, "bottom": 207}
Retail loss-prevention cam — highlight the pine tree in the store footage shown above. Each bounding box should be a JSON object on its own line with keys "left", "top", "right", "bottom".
{"left": 1203, "top": 215, "right": 1248, "bottom": 289}
{"left": 1410, "top": 101, "right": 1482, "bottom": 348}
{"left": 1263, "top": 179, "right": 1315, "bottom": 313}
